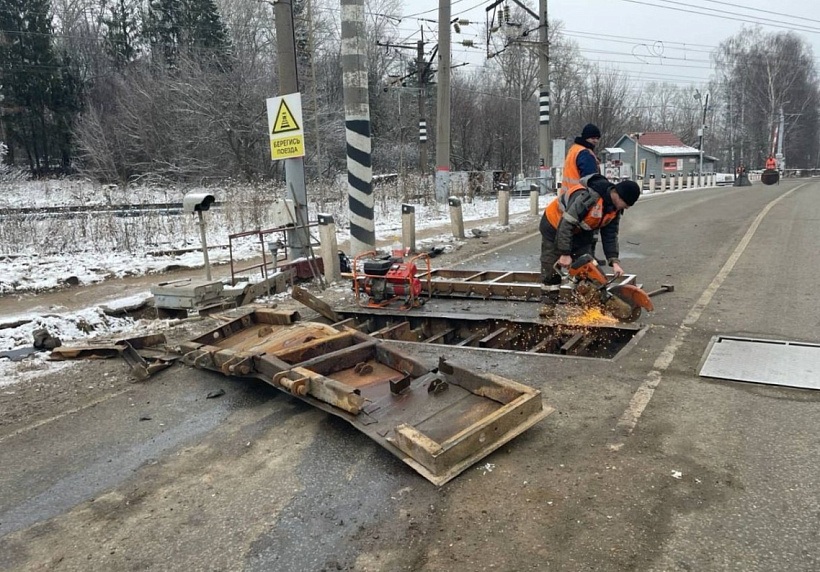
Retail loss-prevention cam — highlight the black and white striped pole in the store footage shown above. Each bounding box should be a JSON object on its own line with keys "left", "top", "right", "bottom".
{"left": 341, "top": 0, "right": 375, "bottom": 255}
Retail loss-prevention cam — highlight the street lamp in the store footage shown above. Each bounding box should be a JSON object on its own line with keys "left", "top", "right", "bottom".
{"left": 631, "top": 131, "right": 644, "bottom": 182}
{"left": 694, "top": 90, "right": 710, "bottom": 176}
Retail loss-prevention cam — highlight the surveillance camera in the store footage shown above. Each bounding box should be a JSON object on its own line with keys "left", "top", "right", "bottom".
{"left": 183, "top": 192, "right": 216, "bottom": 213}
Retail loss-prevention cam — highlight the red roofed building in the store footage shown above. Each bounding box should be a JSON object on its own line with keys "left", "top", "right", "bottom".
{"left": 611, "top": 131, "right": 717, "bottom": 180}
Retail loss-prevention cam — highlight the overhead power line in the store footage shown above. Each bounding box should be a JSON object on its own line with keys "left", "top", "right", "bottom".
{"left": 695, "top": 0, "right": 820, "bottom": 25}
{"left": 614, "top": 0, "right": 820, "bottom": 35}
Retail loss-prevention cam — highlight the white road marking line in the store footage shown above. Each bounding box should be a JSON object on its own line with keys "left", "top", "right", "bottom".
{"left": 610, "top": 183, "right": 808, "bottom": 447}
{"left": 0, "top": 386, "right": 134, "bottom": 444}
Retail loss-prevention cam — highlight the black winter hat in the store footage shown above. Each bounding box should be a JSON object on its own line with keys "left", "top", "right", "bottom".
{"left": 581, "top": 123, "right": 601, "bottom": 139}
{"left": 614, "top": 180, "right": 641, "bottom": 206}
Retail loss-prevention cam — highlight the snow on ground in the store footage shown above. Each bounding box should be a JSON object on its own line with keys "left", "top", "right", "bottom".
{"left": 0, "top": 175, "right": 550, "bottom": 295}
{"left": 0, "top": 303, "right": 168, "bottom": 386}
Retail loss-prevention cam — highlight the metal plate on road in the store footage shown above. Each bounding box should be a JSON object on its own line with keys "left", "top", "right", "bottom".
{"left": 699, "top": 336, "right": 820, "bottom": 390}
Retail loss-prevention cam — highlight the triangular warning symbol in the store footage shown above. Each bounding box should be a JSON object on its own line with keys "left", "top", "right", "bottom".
{"left": 272, "top": 99, "right": 300, "bottom": 134}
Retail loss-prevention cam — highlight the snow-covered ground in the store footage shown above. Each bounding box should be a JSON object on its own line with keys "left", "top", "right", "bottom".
{"left": 0, "top": 177, "right": 550, "bottom": 373}
{"left": 0, "top": 177, "right": 547, "bottom": 294}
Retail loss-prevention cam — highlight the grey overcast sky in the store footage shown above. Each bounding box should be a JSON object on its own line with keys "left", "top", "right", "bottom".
{"left": 399, "top": 0, "right": 820, "bottom": 89}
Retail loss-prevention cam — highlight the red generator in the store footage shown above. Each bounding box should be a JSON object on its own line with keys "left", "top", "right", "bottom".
{"left": 352, "top": 252, "right": 431, "bottom": 309}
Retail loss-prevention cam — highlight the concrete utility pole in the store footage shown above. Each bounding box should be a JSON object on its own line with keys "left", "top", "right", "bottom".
{"left": 341, "top": 0, "right": 375, "bottom": 255}
{"left": 435, "top": 0, "right": 451, "bottom": 203}
{"left": 776, "top": 106, "right": 785, "bottom": 170}
{"left": 417, "top": 36, "right": 428, "bottom": 175}
{"left": 697, "top": 91, "right": 709, "bottom": 176}
{"left": 538, "top": 0, "right": 551, "bottom": 192}
{"left": 307, "top": 0, "right": 323, "bottom": 179}
{"left": 274, "top": 0, "right": 309, "bottom": 258}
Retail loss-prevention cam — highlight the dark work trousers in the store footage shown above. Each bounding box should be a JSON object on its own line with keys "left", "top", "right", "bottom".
{"left": 539, "top": 215, "right": 596, "bottom": 285}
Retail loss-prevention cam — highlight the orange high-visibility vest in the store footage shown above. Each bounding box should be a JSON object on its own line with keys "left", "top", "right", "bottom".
{"left": 544, "top": 187, "right": 618, "bottom": 233}
{"left": 559, "top": 143, "right": 600, "bottom": 199}
{"left": 766, "top": 157, "right": 776, "bottom": 169}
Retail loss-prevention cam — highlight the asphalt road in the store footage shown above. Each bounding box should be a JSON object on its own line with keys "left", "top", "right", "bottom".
{"left": 2, "top": 180, "right": 820, "bottom": 571}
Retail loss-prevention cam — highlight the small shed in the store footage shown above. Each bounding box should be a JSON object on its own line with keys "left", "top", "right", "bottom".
{"left": 613, "top": 132, "right": 717, "bottom": 179}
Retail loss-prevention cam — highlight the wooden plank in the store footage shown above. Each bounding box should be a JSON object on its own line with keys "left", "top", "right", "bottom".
{"left": 455, "top": 331, "right": 486, "bottom": 347}
{"left": 423, "top": 328, "right": 456, "bottom": 344}
{"left": 393, "top": 424, "right": 444, "bottom": 474}
{"left": 254, "top": 308, "right": 301, "bottom": 325}
{"left": 273, "top": 331, "right": 356, "bottom": 364}
{"left": 527, "top": 336, "right": 557, "bottom": 353}
{"left": 371, "top": 321, "right": 411, "bottom": 340}
{"left": 560, "top": 333, "right": 585, "bottom": 355}
{"left": 291, "top": 340, "right": 378, "bottom": 375}
{"left": 374, "top": 344, "right": 430, "bottom": 377}
{"left": 291, "top": 284, "right": 341, "bottom": 322}
{"left": 331, "top": 317, "right": 360, "bottom": 330}
{"left": 438, "top": 360, "right": 532, "bottom": 404}
{"left": 284, "top": 367, "right": 365, "bottom": 415}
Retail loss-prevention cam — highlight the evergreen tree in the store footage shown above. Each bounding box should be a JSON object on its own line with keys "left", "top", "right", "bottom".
{"left": 0, "top": 0, "right": 62, "bottom": 173}
{"left": 144, "top": 0, "right": 230, "bottom": 69}
{"left": 100, "top": 0, "right": 140, "bottom": 70}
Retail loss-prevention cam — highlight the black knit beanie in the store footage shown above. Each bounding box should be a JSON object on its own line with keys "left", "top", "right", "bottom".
{"left": 581, "top": 123, "right": 601, "bottom": 139}
{"left": 614, "top": 180, "right": 641, "bottom": 206}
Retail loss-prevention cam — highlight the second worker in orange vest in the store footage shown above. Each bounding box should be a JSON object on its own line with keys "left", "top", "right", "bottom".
{"left": 539, "top": 169, "right": 641, "bottom": 308}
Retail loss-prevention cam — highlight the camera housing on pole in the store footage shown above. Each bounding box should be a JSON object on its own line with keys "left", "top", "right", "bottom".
{"left": 183, "top": 192, "right": 216, "bottom": 281}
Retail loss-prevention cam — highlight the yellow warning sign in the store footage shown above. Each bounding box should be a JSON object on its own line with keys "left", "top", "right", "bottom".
{"left": 272, "top": 99, "right": 300, "bottom": 134}
{"left": 270, "top": 134, "right": 305, "bottom": 160}
{"left": 266, "top": 93, "right": 305, "bottom": 160}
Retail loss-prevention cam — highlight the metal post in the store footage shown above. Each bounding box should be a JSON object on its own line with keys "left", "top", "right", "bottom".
{"left": 699, "top": 92, "right": 709, "bottom": 177}
{"left": 341, "top": 0, "right": 375, "bottom": 255}
{"left": 448, "top": 197, "right": 464, "bottom": 239}
{"left": 435, "top": 0, "right": 451, "bottom": 203}
{"left": 530, "top": 188, "right": 539, "bottom": 215}
{"left": 519, "top": 60, "right": 524, "bottom": 180}
{"left": 498, "top": 190, "right": 510, "bottom": 226}
{"left": 777, "top": 106, "right": 785, "bottom": 170}
{"left": 197, "top": 211, "right": 212, "bottom": 281}
{"left": 538, "top": 0, "right": 551, "bottom": 193}
{"left": 274, "top": 0, "right": 310, "bottom": 259}
{"left": 417, "top": 37, "right": 428, "bottom": 175}
{"left": 317, "top": 214, "right": 341, "bottom": 283}
{"left": 402, "top": 204, "right": 416, "bottom": 254}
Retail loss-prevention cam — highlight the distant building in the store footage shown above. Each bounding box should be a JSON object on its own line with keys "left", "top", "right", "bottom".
{"left": 612, "top": 132, "right": 717, "bottom": 179}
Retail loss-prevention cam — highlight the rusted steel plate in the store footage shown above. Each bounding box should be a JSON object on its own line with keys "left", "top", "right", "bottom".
{"left": 178, "top": 310, "right": 553, "bottom": 485}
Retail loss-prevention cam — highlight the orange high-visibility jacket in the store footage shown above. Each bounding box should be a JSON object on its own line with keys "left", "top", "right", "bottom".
{"left": 766, "top": 157, "right": 777, "bottom": 170}
{"left": 559, "top": 143, "right": 600, "bottom": 198}
{"left": 544, "top": 185, "right": 618, "bottom": 233}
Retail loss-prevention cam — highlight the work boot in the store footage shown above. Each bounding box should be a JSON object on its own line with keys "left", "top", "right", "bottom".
{"left": 539, "top": 286, "right": 560, "bottom": 318}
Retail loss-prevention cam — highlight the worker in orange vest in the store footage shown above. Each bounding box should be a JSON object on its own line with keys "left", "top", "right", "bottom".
{"left": 765, "top": 155, "right": 777, "bottom": 170}
{"left": 559, "top": 123, "right": 601, "bottom": 199}
{"left": 539, "top": 169, "right": 641, "bottom": 313}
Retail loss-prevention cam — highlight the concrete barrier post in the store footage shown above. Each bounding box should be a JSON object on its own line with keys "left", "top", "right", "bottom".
{"left": 669, "top": 174, "right": 676, "bottom": 191}
{"left": 530, "top": 189, "right": 539, "bottom": 216}
{"left": 317, "top": 214, "right": 341, "bottom": 283}
{"left": 448, "top": 196, "right": 465, "bottom": 239}
{"left": 678, "top": 173, "right": 684, "bottom": 189}
{"left": 710, "top": 173, "right": 716, "bottom": 186}
{"left": 401, "top": 204, "right": 416, "bottom": 254}
{"left": 687, "top": 174, "right": 693, "bottom": 188}
{"left": 660, "top": 176, "right": 667, "bottom": 192}
{"left": 498, "top": 190, "right": 510, "bottom": 226}
{"left": 649, "top": 175, "right": 655, "bottom": 194}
